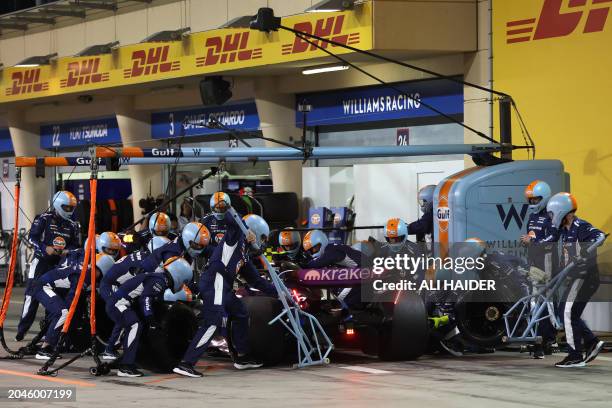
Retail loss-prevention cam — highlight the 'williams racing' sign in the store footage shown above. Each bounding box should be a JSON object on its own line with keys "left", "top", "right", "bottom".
{"left": 296, "top": 78, "right": 463, "bottom": 127}
{"left": 151, "top": 101, "right": 260, "bottom": 140}
{"left": 40, "top": 117, "right": 121, "bottom": 150}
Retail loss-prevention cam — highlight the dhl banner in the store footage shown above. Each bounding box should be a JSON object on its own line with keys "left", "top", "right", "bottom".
{"left": 0, "top": 3, "right": 372, "bottom": 103}
{"left": 493, "top": 0, "right": 612, "bottom": 233}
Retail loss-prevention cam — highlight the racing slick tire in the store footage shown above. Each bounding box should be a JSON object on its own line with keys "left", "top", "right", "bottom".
{"left": 378, "top": 292, "right": 429, "bottom": 361}
{"left": 138, "top": 302, "right": 198, "bottom": 372}
{"left": 241, "top": 296, "right": 286, "bottom": 366}
{"left": 454, "top": 286, "right": 515, "bottom": 348}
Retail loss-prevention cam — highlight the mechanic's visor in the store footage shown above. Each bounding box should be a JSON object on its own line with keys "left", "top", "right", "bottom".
{"left": 189, "top": 241, "right": 205, "bottom": 252}
{"left": 282, "top": 243, "right": 299, "bottom": 252}
{"left": 103, "top": 247, "right": 119, "bottom": 257}
{"left": 385, "top": 235, "right": 405, "bottom": 245}
{"left": 528, "top": 197, "right": 542, "bottom": 205}
{"left": 305, "top": 243, "right": 321, "bottom": 256}
{"left": 61, "top": 204, "right": 75, "bottom": 213}
{"left": 213, "top": 202, "right": 228, "bottom": 213}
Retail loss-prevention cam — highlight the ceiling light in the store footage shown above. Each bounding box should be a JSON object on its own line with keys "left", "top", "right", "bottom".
{"left": 302, "top": 64, "right": 349, "bottom": 75}
{"left": 15, "top": 53, "right": 57, "bottom": 67}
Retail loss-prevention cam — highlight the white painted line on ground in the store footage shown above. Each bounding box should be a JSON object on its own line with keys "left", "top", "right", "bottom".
{"left": 593, "top": 356, "right": 612, "bottom": 362}
{"left": 339, "top": 366, "right": 393, "bottom": 374}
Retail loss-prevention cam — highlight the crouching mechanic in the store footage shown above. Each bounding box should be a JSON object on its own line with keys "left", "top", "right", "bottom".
{"left": 97, "top": 231, "right": 122, "bottom": 260}
{"left": 173, "top": 212, "right": 277, "bottom": 378}
{"left": 33, "top": 253, "right": 115, "bottom": 360}
{"left": 17, "top": 191, "right": 80, "bottom": 341}
{"left": 303, "top": 230, "right": 362, "bottom": 308}
{"left": 98, "top": 235, "right": 170, "bottom": 360}
{"left": 381, "top": 218, "right": 426, "bottom": 281}
{"left": 547, "top": 193, "right": 607, "bottom": 368}
{"left": 105, "top": 256, "right": 193, "bottom": 377}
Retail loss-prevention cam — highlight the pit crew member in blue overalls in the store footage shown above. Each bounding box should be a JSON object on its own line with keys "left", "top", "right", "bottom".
{"left": 200, "top": 192, "right": 232, "bottom": 252}
{"left": 105, "top": 256, "right": 193, "bottom": 377}
{"left": 16, "top": 191, "right": 80, "bottom": 341}
{"left": 547, "top": 193, "right": 607, "bottom": 368}
{"left": 173, "top": 212, "right": 277, "bottom": 378}
{"left": 98, "top": 235, "right": 170, "bottom": 361}
{"left": 408, "top": 185, "right": 435, "bottom": 243}
{"left": 302, "top": 229, "right": 362, "bottom": 309}
{"left": 33, "top": 253, "right": 115, "bottom": 360}
{"left": 520, "top": 180, "right": 558, "bottom": 359}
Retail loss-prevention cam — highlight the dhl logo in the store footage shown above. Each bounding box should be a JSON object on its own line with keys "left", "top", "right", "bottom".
{"left": 196, "top": 32, "right": 263, "bottom": 67}
{"left": 60, "top": 58, "right": 110, "bottom": 88}
{"left": 507, "top": 0, "right": 611, "bottom": 44}
{"left": 5, "top": 69, "right": 49, "bottom": 96}
{"left": 123, "top": 45, "right": 180, "bottom": 78}
{"left": 281, "top": 15, "right": 360, "bottom": 55}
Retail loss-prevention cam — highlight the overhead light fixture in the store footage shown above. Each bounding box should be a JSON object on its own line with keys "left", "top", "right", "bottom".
{"left": 302, "top": 64, "right": 349, "bottom": 75}
{"left": 219, "top": 15, "right": 255, "bottom": 29}
{"left": 75, "top": 41, "right": 119, "bottom": 57}
{"left": 141, "top": 27, "right": 191, "bottom": 43}
{"left": 306, "top": 0, "right": 355, "bottom": 13}
{"left": 15, "top": 53, "right": 58, "bottom": 68}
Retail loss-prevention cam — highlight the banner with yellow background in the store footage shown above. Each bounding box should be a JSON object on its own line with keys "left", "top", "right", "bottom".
{"left": 494, "top": 0, "right": 612, "bottom": 233}
{"left": 0, "top": 3, "right": 372, "bottom": 103}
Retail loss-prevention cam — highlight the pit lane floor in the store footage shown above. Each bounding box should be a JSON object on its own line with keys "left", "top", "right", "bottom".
{"left": 1, "top": 288, "right": 611, "bottom": 408}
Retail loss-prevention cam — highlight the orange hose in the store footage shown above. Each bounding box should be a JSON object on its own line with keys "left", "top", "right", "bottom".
{"left": 61, "top": 178, "right": 97, "bottom": 334}
{"left": 0, "top": 182, "right": 20, "bottom": 327}
{"left": 89, "top": 179, "right": 97, "bottom": 335}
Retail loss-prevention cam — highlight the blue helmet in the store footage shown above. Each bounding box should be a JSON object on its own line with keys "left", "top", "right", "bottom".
{"left": 149, "top": 212, "right": 171, "bottom": 236}
{"left": 303, "top": 230, "right": 328, "bottom": 259}
{"left": 52, "top": 191, "right": 77, "bottom": 220}
{"left": 418, "top": 185, "right": 436, "bottom": 213}
{"left": 147, "top": 235, "right": 170, "bottom": 253}
{"left": 97, "top": 232, "right": 121, "bottom": 259}
{"left": 163, "top": 256, "right": 193, "bottom": 292}
{"left": 525, "top": 180, "right": 552, "bottom": 213}
{"left": 181, "top": 222, "right": 211, "bottom": 257}
{"left": 210, "top": 192, "right": 231, "bottom": 220}
{"left": 95, "top": 253, "right": 115, "bottom": 277}
{"left": 546, "top": 192, "right": 577, "bottom": 228}
{"left": 279, "top": 229, "right": 301, "bottom": 258}
{"left": 243, "top": 214, "right": 270, "bottom": 248}
{"left": 384, "top": 218, "right": 408, "bottom": 252}
{"left": 456, "top": 237, "right": 487, "bottom": 260}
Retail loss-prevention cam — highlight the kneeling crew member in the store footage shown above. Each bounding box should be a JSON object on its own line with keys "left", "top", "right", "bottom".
{"left": 33, "top": 253, "right": 115, "bottom": 360}
{"left": 105, "top": 256, "right": 193, "bottom": 377}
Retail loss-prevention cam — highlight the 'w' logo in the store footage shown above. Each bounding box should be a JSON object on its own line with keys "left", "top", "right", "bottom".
{"left": 496, "top": 204, "right": 529, "bottom": 230}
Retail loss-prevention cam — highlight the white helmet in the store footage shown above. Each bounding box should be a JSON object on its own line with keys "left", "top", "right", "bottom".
{"left": 418, "top": 185, "right": 436, "bottom": 213}
{"left": 163, "top": 256, "right": 193, "bottom": 292}
{"left": 525, "top": 180, "right": 552, "bottom": 213}
{"left": 242, "top": 214, "right": 270, "bottom": 248}
{"left": 95, "top": 253, "right": 115, "bottom": 276}
{"left": 210, "top": 192, "right": 231, "bottom": 220}
{"left": 52, "top": 191, "right": 77, "bottom": 220}
{"left": 278, "top": 229, "right": 301, "bottom": 258}
{"left": 546, "top": 192, "right": 577, "bottom": 228}
{"left": 147, "top": 236, "right": 170, "bottom": 253}
{"left": 181, "top": 222, "right": 211, "bottom": 257}
{"left": 149, "top": 212, "right": 171, "bottom": 236}
{"left": 303, "top": 230, "right": 329, "bottom": 259}
{"left": 97, "top": 232, "right": 121, "bottom": 259}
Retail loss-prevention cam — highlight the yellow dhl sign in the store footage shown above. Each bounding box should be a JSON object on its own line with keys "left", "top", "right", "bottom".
{"left": 0, "top": 4, "right": 372, "bottom": 103}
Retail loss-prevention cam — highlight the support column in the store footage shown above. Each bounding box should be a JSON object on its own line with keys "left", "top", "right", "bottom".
{"left": 7, "top": 110, "right": 49, "bottom": 222}
{"left": 254, "top": 77, "right": 302, "bottom": 197}
{"left": 114, "top": 96, "right": 163, "bottom": 224}
{"left": 463, "top": 0, "right": 493, "bottom": 168}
